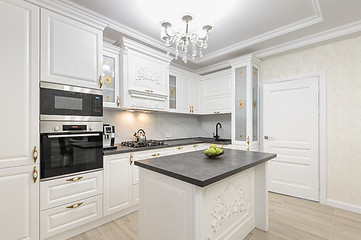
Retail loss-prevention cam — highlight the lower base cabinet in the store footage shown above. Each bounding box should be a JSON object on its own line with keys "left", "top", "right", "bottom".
{"left": 40, "top": 195, "right": 102, "bottom": 239}
{"left": 0, "top": 164, "right": 39, "bottom": 240}
{"left": 103, "top": 153, "right": 133, "bottom": 216}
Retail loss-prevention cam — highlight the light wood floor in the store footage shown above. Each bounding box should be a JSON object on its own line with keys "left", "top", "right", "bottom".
{"left": 69, "top": 193, "right": 361, "bottom": 240}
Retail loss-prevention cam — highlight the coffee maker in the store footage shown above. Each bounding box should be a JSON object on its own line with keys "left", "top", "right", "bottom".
{"left": 103, "top": 124, "right": 116, "bottom": 150}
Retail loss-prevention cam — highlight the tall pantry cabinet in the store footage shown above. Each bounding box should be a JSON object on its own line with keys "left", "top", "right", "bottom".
{"left": 0, "top": 0, "right": 39, "bottom": 239}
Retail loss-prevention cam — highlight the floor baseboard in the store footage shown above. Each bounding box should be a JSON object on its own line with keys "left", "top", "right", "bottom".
{"left": 326, "top": 199, "right": 361, "bottom": 214}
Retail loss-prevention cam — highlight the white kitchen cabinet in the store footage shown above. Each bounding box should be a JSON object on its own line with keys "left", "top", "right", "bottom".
{"left": 40, "top": 195, "right": 102, "bottom": 240}
{"left": 230, "top": 55, "right": 260, "bottom": 149}
{"left": 103, "top": 153, "right": 133, "bottom": 216}
{"left": 41, "top": 8, "right": 104, "bottom": 89}
{"left": 169, "top": 69, "right": 202, "bottom": 114}
{"left": 103, "top": 43, "right": 121, "bottom": 108}
{"left": 0, "top": 0, "right": 39, "bottom": 169}
{"left": 40, "top": 171, "right": 103, "bottom": 211}
{"left": 201, "top": 69, "right": 232, "bottom": 114}
{"left": 0, "top": 164, "right": 39, "bottom": 240}
{"left": 120, "top": 38, "right": 173, "bottom": 111}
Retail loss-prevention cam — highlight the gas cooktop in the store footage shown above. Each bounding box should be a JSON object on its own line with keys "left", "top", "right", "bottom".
{"left": 121, "top": 140, "right": 166, "bottom": 148}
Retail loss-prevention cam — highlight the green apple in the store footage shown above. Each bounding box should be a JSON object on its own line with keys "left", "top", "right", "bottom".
{"left": 208, "top": 148, "right": 216, "bottom": 154}
{"left": 210, "top": 144, "right": 217, "bottom": 149}
{"left": 215, "top": 148, "right": 222, "bottom": 154}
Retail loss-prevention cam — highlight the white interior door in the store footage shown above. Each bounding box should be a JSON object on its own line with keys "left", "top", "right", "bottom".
{"left": 263, "top": 77, "right": 319, "bottom": 201}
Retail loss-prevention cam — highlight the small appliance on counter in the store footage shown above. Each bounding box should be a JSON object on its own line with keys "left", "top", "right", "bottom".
{"left": 103, "top": 124, "right": 116, "bottom": 150}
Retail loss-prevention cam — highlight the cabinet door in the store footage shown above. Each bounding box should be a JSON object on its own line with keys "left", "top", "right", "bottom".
{"left": 0, "top": 164, "right": 39, "bottom": 240}
{"left": 0, "top": 0, "right": 39, "bottom": 169}
{"left": 103, "top": 154, "right": 133, "bottom": 216}
{"left": 189, "top": 79, "right": 201, "bottom": 113}
{"left": 41, "top": 9, "right": 103, "bottom": 89}
{"left": 177, "top": 77, "right": 190, "bottom": 113}
{"left": 103, "top": 49, "right": 120, "bottom": 108}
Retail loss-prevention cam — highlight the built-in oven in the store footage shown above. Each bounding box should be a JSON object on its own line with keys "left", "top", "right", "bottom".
{"left": 40, "top": 121, "right": 103, "bottom": 180}
{"left": 40, "top": 82, "right": 103, "bottom": 122}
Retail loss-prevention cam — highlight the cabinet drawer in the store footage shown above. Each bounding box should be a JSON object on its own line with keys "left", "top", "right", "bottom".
{"left": 40, "top": 171, "right": 103, "bottom": 210}
{"left": 134, "top": 148, "right": 173, "bottom": 160}
{"left": 40, "top": 195, "right": 102, "bottom": 239}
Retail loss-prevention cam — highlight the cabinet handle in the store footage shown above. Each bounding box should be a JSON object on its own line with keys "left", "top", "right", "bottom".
{"left": 151, "top": 153, "right": 160, "bottom": 157}
{"left": 130, "top": 153, "right": 133, "bottom": 165}
{"left": 192, "top": 106, "right": 194, "bottom": 113}
{"left": 214, "top": 111, "right": 220, "bottom": 114}
{"left": 176, "top": 146, "right": 183, "bottom": 150}
{"left": 193, "top": 144, "right": 198, "bottom": 147}
{"left": 66, "top": 176, "right": 83, "bottom": 182}
{"left": 189, "top": 105, "right": 192, "bottom": 113}
{"left": 116, "top": 96, "right": 120, "bottom": 107}
{"left": 66, "top": 202, "right": 83, "bottom": 209}
{"left": 247, "top": 147, "right": 250, "bottom": 151}
{"left": 145, "top": 89, "right": 153, "bottom": 93}
{"left": 33, "top": 166, "right": 38, "bottom": 183}
{"left": 33, "top": 146, "right": 38, "bottom": 163}
{"left": 99, "top": 75, "right": 103, "bottom": 88}
{"left": 247, "top": 136, "right": 250, "bottom": 145}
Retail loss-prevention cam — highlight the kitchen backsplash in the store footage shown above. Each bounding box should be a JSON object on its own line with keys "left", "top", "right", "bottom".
{"left": 103, "top": 109, "right": 231, "bottom": 143}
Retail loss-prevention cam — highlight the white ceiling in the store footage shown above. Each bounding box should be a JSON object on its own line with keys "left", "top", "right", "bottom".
{"left": 64, "top": 0, "right": 361, "bottom": 73}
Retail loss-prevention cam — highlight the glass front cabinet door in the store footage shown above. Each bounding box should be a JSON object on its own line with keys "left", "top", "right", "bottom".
{"left": 231, "top": 55, "right": 260, "bottom": 150}
{"left": 102, "top": 44, "right": 120, "bottom": 108}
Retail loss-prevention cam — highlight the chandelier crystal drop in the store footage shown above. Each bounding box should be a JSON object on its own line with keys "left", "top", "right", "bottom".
{"left": 160, "top": 14, "right": 212, "bottom": 63}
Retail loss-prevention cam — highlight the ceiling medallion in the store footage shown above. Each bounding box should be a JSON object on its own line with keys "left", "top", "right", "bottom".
{"left": 160, "top": 14, "right": 212, "bottom": 63}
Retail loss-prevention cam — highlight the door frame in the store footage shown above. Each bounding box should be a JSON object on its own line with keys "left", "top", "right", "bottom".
{"left": 261, "top": 71, "right": 327, "bottom": 204}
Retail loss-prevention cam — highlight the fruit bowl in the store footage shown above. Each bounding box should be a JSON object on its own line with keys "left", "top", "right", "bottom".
{"left": 203, "top": 149, "right": 224, "bottom": 158}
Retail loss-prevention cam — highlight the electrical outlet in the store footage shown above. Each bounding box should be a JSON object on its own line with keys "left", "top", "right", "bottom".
{"left": 166, "top": 133, "right": 173, "bottom": 138}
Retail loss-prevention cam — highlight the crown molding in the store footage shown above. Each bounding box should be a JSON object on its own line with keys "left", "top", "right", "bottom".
{"left": 255, "top": 19, "right": 361, "bottom": 59}
{"left": 193, "top": 0, "right": 323, "bottom": 64}
{"left": 103, "top": 42, "right": 122, "bottom": 54}
{"left": 25, "top": 0, "right": 107, "bottom": 30}
{"left": 122, "top": 37, "right": 174, "bottom": 63}
{"left": 195, "top": 61, "right": 231, "bottom": 75}
{"left": 201, "top": 69, "right": 231, "bottom": 80}
{"left": 169, "top": 65, "right": 201, "bottom": 79}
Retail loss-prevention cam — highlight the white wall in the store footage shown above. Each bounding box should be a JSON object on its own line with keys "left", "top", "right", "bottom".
{"left": 260, "top": 35, "right": 361, "bottom": 209}
{"left": 103, "top": 109, "right": 231, "bottom": 143}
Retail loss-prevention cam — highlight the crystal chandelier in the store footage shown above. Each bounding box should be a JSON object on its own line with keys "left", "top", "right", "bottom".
{"left": 160, "top": 14, "right": 212, "bottom": 63}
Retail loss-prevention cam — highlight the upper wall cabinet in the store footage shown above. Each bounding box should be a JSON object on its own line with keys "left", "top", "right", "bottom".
{"left": 230, "top": 55, "right": 261, "bottom": 149}
{"left": 41, "top": 9, "right": 104, "bottom": 89}
{"left": 120, "top": 38, "right": 173, "bottom": 111}
{"left": 103, "top": 43, "right": 121, "bottom": 108}
{"left": 201, "top": 69, "right": 232, "bottom": 114}
{"left": 169, "top": 68, "right": 201, "bottom": 114}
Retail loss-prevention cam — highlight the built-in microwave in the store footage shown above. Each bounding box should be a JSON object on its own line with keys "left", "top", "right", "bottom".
{"left": 40, "top": 82, "right": 103, "bottom": 121}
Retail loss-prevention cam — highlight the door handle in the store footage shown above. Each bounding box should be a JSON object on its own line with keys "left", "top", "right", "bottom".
{"left": 264, "top": 136, "right": 274, "bottom": 140}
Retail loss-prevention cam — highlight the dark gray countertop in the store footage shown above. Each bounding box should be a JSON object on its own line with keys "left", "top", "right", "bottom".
{"left": 103, "top": 137, "right": 231, "bottom": 155}
{"left": 135, "top": 149, "right": 276, "bottom": 187}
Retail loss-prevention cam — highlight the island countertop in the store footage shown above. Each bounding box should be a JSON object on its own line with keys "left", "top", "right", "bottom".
{"left": 135, "top": 149, "right": 276, "bottom": 187}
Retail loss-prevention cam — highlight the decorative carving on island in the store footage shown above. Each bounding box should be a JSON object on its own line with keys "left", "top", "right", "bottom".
{"left": 136, "top": 67, "right": 161, "bottom": 85}
{"left": 208, "top": 183, "right": 246, "bottom": 239}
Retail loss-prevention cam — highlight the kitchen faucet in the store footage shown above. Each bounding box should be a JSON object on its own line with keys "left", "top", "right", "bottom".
{"left": 213, "top": 122, "right": 222, "bottom": 140}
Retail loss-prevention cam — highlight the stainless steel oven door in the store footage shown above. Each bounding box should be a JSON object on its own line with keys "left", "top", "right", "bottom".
{"left": 40, "top": 131, "right": 103, "bottom": 180}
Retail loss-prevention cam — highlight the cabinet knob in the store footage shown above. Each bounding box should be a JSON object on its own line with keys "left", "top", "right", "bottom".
{"left": 33, "top": 166, "right": 38, "bottom": 183}
{"left": 176, "top": 146, "right": 183, "bottom": 150}
{"left": 33, "top": 146, "right": 38, "bottom": 163}
{"left": 145, "top": 89, "right": 153, "bottom": 93}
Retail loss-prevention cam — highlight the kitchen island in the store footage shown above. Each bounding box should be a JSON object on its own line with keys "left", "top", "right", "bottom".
{"left": 135, "top": 148, "right": 276, "bottom": 240}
